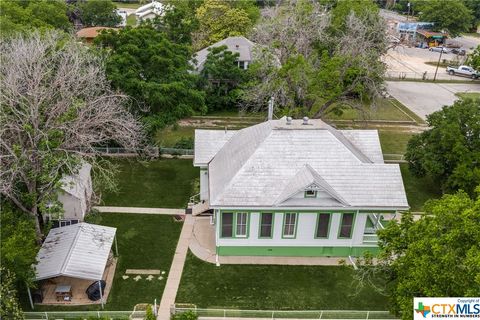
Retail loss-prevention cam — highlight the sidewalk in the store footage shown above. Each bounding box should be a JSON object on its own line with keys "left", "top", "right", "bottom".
{"left": 93, "top": 206, "right": 184, "bottom": 215}
{"left": 157, "top": 214, "right": 195, "bottom": 320}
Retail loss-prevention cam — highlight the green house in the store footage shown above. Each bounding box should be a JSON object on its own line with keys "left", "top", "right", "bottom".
{"left": 193, "top": 117, "right": 409, "bottom": 258}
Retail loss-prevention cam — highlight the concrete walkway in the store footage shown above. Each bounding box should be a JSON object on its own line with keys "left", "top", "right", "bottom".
{"left": 157, "top": 214, "right": 195, "bottom": 320}
{"left": 93, "top": 206, "right": 184, "bottom": 215}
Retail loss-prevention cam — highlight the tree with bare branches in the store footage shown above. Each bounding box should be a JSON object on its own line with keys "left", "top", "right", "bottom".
{"left": 242, "top": 0, "right": 387, "bottom": 119}
{"left": 0, "top": 31, "right": 144, "bottom": 242}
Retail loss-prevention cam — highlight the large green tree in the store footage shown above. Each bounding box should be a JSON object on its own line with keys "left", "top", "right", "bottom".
{"left": 200, "top": 45, "right": 247, "bottom": 111}
{"left": 468, "top": 45, "right": 480, "bottom": 70}
{"left": 78, "top": 0, "right": 121, "bottom": 27}
{"left": 367, "top": 190, "right": 480, "bottom": 319}
{"left": 0, "top": 203, "right": 38, "bottom": 286}
{"left": 419, "top": 0, "right": 473, "bottom": 37}
{"left": 0, "top": 0, "right": 71, "bottom": 37}
{"left": 405, "top": 98, "right": 480, "bottom": 196}
{"left": 0, "top": 267, "right": 24, "bottom": 320}
{"left": 95, "top": 26, "right": 206, "bottom": 134}
{"left": 194, "top": 0, "right": 259, "bottom": 50}
{"left": 243, "top": 0, "right": 386, "bottom": 118}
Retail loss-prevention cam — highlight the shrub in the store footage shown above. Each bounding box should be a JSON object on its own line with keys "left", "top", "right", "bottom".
{"left": 171, "top": 310, "right": 198, "bottom": 320}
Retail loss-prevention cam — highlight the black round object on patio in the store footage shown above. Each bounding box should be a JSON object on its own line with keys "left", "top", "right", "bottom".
{"left": 86, "top": 280, "right": 106, "bottom": 301}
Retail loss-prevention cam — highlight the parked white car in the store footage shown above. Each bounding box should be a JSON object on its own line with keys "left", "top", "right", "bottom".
{"left": 429, "top": 46, "right": 451, "bottom": 53}
{"left": 446, "top": 65, "right": 480, "bottom": 79}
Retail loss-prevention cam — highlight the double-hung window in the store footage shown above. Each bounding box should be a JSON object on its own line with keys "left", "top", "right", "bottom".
{"left": 283, "top": 213, "right": 297, "bottom": 238}
{"left": 221, "top": 212, "right": 234, "bottom": 237}
{"left": 236, "top": 212, "right": 248, "bottom": 237}
{"left": 339, "top": 213, "right": 354, "bottom": 238}
{"left": 221, "top": 212, "right": 248, "bottom": 238}
{"left": 315, "top": 213, "right": 330, "bottom": 238}
{"left": 259, "top": 213, "right": 274, "bottom": 238}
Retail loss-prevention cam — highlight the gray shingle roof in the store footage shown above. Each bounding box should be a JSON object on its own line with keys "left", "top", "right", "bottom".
{"left": 192, "top": 36, "right": 255, "bottom": 72}
{"left": 195, "top": 118, "right": 409, "bottom": 210}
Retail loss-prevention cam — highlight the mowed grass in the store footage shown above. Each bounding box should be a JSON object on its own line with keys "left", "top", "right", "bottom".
{"left": 455, "top": 92, "right": 480, "bottom": 100}
{"left": 113, "top": 1, "right": 142, "bottom": 9}
{"left": 88, "top": 213, "right": 182, "bottom": 310}
{"left": 378, "top": 130, "right": 415, "bottom": 154}
{"left": 176, "top": 252, "right": 389, "bottom": 310}
{"left": 325, "top": 98, "right": 422, "bottom": 123}
{"left": 101, "top": 159, "right": 199, "bottom": 208}
{"left": 400, "top": 163, "right": 442, "bottom": 212}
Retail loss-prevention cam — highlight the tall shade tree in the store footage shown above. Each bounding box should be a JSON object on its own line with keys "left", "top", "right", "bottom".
{"left": 78, "top": 0, "right": 121, "bottom": 27}
{"left": 405, "top": 98, "right": 480, "bottom": 196}
{"left": 356, "top": 190, "right": 480, "bottom": 320}
{"left": 419, "top": 0, "right": 473, "bottom": 37}
{"left": 0, "top": 0, "right": 71, "bottom": 37}
{"left": 0, "top": 31, "right": 144, "bottom": 241}
{"left": 0, "top": 267, "right": 24, "bottom": 320}
{"left": 95, "top": 26, "right": 206, "bottom": 134}
{"left": 243, "top": 0, "right": 386, "bottom": 118}
{"left": 200, "top": 46, "right": 247, "bottom": 112}
{"left": 194, "top": 0, "right": 259, "bottom": 50}
{"left": 468, "top": 45, "right": 480, "bottom": 70}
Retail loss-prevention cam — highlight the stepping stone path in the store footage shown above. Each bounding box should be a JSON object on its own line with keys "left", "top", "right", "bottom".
{"left": 158, "top": 276, "right": 164, "bottom": 280}
{"left": 146, "top": 275, "right": 154, "bottom": 281}
{"left": 122, "top": 275, "right": 129, "bottom": 280}
{"left": 133, "top": 275, "right": 142, "bottom": 281}
{"left": 126, "top": 269, "right": 161, "bottom": 275}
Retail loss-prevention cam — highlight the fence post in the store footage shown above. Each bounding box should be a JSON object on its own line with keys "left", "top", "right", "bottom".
{"left": 44, "top": 311, "right": 48, "bottom": 320}
{"left": 366, "top": 311, "right": 370, "bottom": 320}
{"left": 223, "top": 308, "right": 226, "bottom": 319}
{"left": 272, "top": 310, "right": 274, "bottom": 319}
{"left": 319, "top": 311, "right": 323, "bottom": 319}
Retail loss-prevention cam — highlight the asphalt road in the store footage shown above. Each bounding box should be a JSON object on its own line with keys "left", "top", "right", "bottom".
{"left": 386, "top": 81, "right": 480, "bottom": 120}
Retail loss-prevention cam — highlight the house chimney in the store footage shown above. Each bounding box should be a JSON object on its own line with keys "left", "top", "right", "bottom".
{"left": 303, "top": 116, "right": 309, "bottom": 125}
{"left": 286, "top": 117, "right": 292, "bottom": 125}
{"left": 267, "top": 97, "right": 274, "bottom": 121}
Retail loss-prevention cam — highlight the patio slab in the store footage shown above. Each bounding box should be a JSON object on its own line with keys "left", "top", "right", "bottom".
{"left": 36, "top": 257, "right": 116, "bottom": 306}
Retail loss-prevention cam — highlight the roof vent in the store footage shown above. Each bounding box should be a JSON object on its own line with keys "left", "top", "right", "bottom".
{"left": 302, "top": 116, "right": 309, "bottom": 125}
{"left": 286, "top": 117, "right": 292, "bottom": 125}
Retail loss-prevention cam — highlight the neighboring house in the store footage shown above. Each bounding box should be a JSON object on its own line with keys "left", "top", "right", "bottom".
{"left": 191, "top": 36, "right": 256, "bottom": 73}
{"left": 135, "top": 0, "right": 168, "bottom": 22}
{"left": 116, "top": 9, "right": 128, "bottom": 27}
{"left": 193, "top": 117, "right": 409, "bottom": 257}
{"left": 76, "top": 27, "right": 117, "bottom": 44}
{"left": 55, "top": 163, "right": 93, "bottom": 226}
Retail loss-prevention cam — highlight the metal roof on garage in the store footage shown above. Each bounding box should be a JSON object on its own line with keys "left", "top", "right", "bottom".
{"left": 35, "top": 223, "right": 116, "bottom": 281}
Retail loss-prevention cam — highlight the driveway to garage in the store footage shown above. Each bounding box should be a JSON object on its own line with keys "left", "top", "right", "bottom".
{"left": 386, "top": 81, "right": 480, "bottom": 120}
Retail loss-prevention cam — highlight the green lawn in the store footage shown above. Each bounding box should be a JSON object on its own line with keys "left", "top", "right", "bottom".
{"left": 113, "top": 1, "right": 142, "bottom": 9}
{"left": 22, "top": 213, "right": 182, "bottom": 311}
{"left": 176, "top": 252, "right": 389, "bottom": 310}
{"left": 400, "top": 164, "right": 442, "bottom": 211}
{"left": 156, "top": 126, "right": 195, "bottom": 148}
{"left": 455, "top": 92, "right": 480, "bottom": 100}
{"left": 101, "top": 159, "right": 199, "bottom": 208}
{"left": 126, "top": 14, "right": 137, "bottom": 26}
{"left": 325, "top": 99, "right": 417, "bottom": 122}
{"left": 378, "top": 130, "right": 415, "bottom": 154}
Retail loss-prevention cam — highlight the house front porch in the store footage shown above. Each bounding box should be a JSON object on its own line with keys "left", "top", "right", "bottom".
{"left": 189, "top": 216, "right": 360, "bottom": 266}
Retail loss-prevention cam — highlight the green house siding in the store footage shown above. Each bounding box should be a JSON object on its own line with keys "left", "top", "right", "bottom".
{"left": 217, "top": 246, "right": 380, "bottom": 257}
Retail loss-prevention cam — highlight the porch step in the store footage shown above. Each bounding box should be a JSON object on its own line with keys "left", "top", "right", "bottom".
{"left": 191, "top": 201, "right": 210, "bottom": 216}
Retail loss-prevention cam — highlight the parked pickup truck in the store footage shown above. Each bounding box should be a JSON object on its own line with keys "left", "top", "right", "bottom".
{"left": 446, "top": 65, "right": 480, "bottom": 79}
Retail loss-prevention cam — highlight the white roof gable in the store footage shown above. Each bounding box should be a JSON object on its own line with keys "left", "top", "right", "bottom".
{"left": 60, "top": 162, "right": 91, "bottom": 199}
{"left": 199, "top": 117, "right": 409, "bottom": 209}
{"left": 192, "top": 36, "right": 256, "bottom": 71}
{"left": 35, "top": 223, "right": 116, "bottom": 281}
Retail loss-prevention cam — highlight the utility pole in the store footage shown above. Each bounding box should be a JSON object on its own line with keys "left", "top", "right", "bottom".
{"left": 433, "top": 48, "right": 444, "bottom": 81}
{"left": 406, "top": 2, "right": 410, "bottom": 21}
